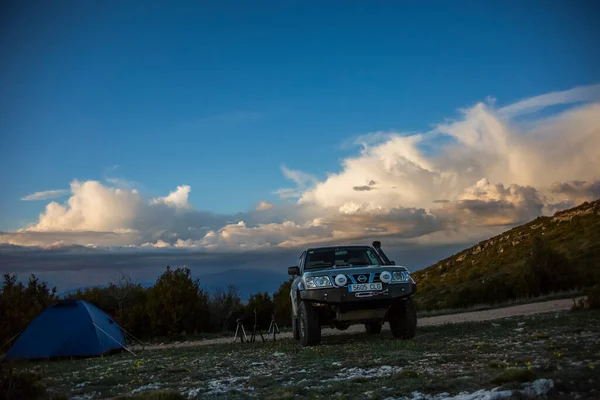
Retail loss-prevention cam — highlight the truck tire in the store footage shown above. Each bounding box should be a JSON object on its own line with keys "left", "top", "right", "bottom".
{"left": 365, "top": 321, "right": 382, "bottom": 334}
{"left": 292, "top": 313, "right": 300, "bottom": 340}
{"left": 299, "top": 300, "right": 321, "bottom": 346}
{"left": 389, "top": 298, "right": 417, "bottom": 339}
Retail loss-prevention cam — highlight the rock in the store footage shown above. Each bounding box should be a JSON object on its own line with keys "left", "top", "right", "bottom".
{"left": 522, "top": 378, "right": 554, "bottom": 397}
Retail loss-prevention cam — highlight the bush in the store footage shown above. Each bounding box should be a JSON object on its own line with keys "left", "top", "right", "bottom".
{"left": 0, "top": 364, "right": 66, "bottom": 400}
{"left": 586, "top": 284, "right": 600, "bottom": 309}
{"left": 0, "top": 274, "right": 58, "bottom": 353}
{"left": 491, "top": 368, "right": 537, "bottom": 385}
{"left": 572, "top": 284, "right": 600, "bottom": 311}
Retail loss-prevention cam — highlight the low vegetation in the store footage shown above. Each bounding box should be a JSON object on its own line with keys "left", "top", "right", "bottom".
{"left": 7, "top": 309, "right": 600, "bottom": 399}
{"left": 0, "top": 269, "right": 292, "bottom": 353}
{"left": 412, "top": 199, "right": 600, "bottom": 311}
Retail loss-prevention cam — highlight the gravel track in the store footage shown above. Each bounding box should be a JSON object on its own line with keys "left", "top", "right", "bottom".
{"left": 135, "top": 298, "right": 576, "bottom": 351}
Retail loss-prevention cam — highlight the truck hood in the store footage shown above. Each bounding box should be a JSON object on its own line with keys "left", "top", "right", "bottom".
{"left": 302, "top": 265, "right": 410, "bottom": 277}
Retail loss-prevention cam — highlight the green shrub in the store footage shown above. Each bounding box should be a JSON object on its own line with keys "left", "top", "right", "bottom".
{"left": 586, "top": 284, "right": 600, "bottom": 309}
{"left": 0, "top": 364, "right": 66, "bottom": 400}
{"left": 491, "top": 368, "right": 537, "bottom": 385}
{"left": 572, "top": 284, "right": 600, "bottom": 311}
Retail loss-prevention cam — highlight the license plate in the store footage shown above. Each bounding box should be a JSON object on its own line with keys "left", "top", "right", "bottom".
{"left": 348, "top": 283, "right": 382, "bottom": 292}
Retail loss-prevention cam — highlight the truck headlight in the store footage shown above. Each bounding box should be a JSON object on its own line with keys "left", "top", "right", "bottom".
{"left": 392, "top": 271, "right": 411, "bottom": 282}
{"left": 334, "top": 274, "right": 347, "bottom": 286}
{"left": 380, "top": 271, "right": 392, "bottom": 283}
{"left": 305, "top": 276, "right": 333, "bottom": 289}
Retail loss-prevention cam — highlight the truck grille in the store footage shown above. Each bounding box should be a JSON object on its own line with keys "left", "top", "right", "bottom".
{"left": 332, "top": 272, "right": 381, "bottom": 286}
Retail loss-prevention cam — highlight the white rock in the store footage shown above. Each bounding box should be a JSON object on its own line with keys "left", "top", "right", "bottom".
{"left": 522, "top": 378, "right": 554, "bottom": 397}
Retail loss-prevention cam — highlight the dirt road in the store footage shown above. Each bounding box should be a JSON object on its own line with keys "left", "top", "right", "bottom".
{"left": 134, "top": 298, "right": 576, "bottom": 351}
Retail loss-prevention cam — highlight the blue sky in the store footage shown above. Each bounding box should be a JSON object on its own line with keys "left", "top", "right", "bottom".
{"left": 2, "top": 1, "right": 599, "bottom": 231}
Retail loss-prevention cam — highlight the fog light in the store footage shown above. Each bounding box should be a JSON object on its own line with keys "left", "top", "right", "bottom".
{"left": 380, "top": 271, "right": 392, "bottom": 283}
{"left": 335, "top": 274, "right": 348, "bottom": 286}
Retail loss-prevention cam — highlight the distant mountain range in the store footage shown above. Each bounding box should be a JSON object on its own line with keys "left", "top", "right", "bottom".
{"left": 412, "top": 199, "right": 600, "bottom": 310}
{"left": 196, "top": 268, "right": 289, "bottom": 301}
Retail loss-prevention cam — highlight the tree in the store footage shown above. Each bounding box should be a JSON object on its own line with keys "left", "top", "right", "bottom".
{"left": 525, "top": 236, "right": 574, "bottom": 296}
{"left": 272, "top": 278, "right": 293, "bottom": 327}
{"left": 208, "top": 284, "right": 243, "bottom": 332}
{"left": 145, "top": 266, "right": 210, "bottom": 337}
{"left": 243, "top": 292, "right": 274, "bottom": 330}
{"left": 0, "top": 273, "right": 58, "bottom": 350}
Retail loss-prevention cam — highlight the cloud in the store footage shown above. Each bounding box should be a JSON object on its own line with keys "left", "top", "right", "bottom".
{"left": 353, "top": 185, "right": 375, "bottom": 191}
{"left": 151, "top": 185, "right": 191, "bottom": 209}
{"left": 256, "top": 201, "right": 273, "bottom": 211}
{"left": 21, "top": 189, "right": 69, "bottom": 201}
{"left": 2, "top": 84, "right": 599, "bottom": 282}
{"left": 273, "top": 165, "right": 318, "bottom": 199}
{"left": 498, "top": 83, "right": 600, "bottom": 118}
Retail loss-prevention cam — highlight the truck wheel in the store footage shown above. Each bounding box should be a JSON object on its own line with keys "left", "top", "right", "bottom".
{"left": 365, "top": 322, "right": 382, "bottom": 334}
{"left": 292, "top": 313, "right": 300, "bottom": 340}
{"left": 299, "top": 300, "right": 321, "bottom": 346}
{"left": 389, "top": 298, "right": 417, "bottom": 339}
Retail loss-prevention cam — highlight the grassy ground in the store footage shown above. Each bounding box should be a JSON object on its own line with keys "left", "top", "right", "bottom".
{"left": 9, "top": 309, "right": 600, "bottom": 400}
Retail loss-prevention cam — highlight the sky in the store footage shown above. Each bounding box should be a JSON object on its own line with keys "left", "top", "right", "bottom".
{"left": 1, "top": 1, "right": 600, "bottom": 291}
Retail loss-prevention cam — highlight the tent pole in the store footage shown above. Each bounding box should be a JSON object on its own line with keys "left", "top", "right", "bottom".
{"left": 0, "top": 331, "right": 22, "bottom": 352}
{"left": 92, "top": 323, "right": 136, "bottom": 356}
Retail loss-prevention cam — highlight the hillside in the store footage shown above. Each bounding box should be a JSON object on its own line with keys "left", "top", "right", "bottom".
{"left": 412, "top": 199, "right": 600, "bottom": 311}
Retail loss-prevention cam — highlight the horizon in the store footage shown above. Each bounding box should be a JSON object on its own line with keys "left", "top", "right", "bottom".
{"left": 2, "top": 1, "right": 600, "bottom": 292}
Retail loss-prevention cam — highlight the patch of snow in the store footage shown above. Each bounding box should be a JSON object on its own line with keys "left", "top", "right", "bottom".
{"left": 385, "top": 379, "right": 554, "bottom": 399}
{"left": 273, "top": 352, "right": 285, "bottom": 357}
{"left": 184, "top": 387, "right": 203, "bottom": 398}
{"left": 205, "top": 376, "right": 250, "bottom": 395}
{"left": 323, "top": 365, "right": 403, "bottom": 382}
{"left": 75, "top": 381, "right": 90, "bottom": 388}
{"left": 70, "top": 392, "right": 100, "bottom": 400}
{"left": 332, "top": 362, "right": 343, "bottom": 367}
{"left": 131, "top": 383, "right": 162, "bottom": 394}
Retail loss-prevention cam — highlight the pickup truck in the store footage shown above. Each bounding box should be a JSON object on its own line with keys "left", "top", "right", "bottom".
{"left": 288, "top": 241, "right": 417, "bottom": 346}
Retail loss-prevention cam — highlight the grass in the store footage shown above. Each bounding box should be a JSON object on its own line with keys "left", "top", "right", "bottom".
{"left": 10, "top": 309, "right": 600, "bottom": 399}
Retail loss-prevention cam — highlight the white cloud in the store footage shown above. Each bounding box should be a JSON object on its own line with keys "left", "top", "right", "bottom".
{"left": 498, "top": 83, "right": 600, "bottom": 118}
{"left": 21, "top": 189, "right": 69, "bottom": 201}
{"left": 21, "top": 180, "right": 145, "bottom": 232}
{"left": 2, "top": 84, "right": 599, "bottom": 253}
{"left": 151, "top": 185, "right": 191, "bottom": 209}
{"left": 256, "top": 201, "right": 273, "bottom": 211}
{"left": 274, "top": 166, "right": 318, "bottom": 199}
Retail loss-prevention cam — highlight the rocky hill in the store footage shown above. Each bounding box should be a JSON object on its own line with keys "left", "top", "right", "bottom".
{"left": 412, "top": 199, "right": 600, "bottom": 311}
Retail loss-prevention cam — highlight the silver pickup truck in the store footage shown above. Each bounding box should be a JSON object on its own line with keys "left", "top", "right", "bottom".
{"left": 288, "top": 241, "right": 417, "bottom": 346}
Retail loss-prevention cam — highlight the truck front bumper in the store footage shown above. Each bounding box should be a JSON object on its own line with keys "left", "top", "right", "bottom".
{"left": 300, "top": 282, "right": 416, "bottom": 305}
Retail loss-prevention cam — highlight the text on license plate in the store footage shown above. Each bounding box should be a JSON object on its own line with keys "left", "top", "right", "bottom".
{"left": 348, "top": 283, "right": 382, "bottom": 292}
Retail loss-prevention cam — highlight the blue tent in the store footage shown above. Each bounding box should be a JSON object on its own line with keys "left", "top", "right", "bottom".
{"left": 5, "top": 299, "right": 127, "bottom": 361}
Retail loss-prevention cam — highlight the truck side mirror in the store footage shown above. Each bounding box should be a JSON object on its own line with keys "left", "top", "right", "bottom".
{"left": 390, "top": 260, "right": 395, "bottom": 265}
{"left": 288, "top": 266, "right": 300, "bottom": 275}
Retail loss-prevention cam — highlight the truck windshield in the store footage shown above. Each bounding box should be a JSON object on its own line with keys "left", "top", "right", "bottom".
{"left": 304, "top": 247, "right": 383, "bottom": 270}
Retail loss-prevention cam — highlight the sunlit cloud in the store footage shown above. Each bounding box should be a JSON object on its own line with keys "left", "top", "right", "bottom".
{"left": 2, "top": 84, "right": 599, "bottom": 262}
{"left": 21, "top": 189, "right": 69, "bottom": 201}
